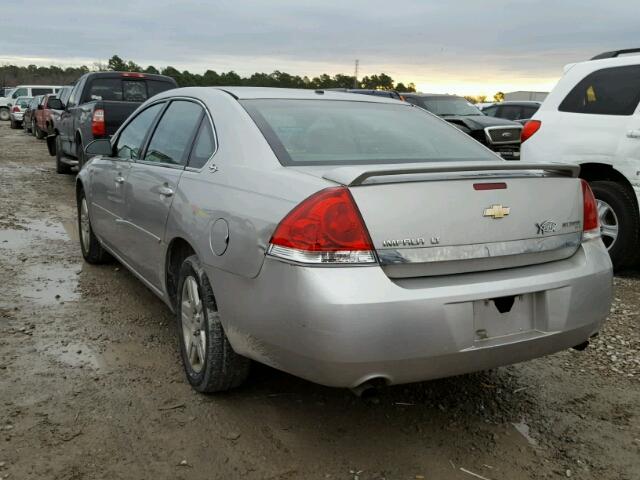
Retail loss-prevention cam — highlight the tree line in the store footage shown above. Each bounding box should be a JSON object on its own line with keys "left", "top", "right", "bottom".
{"left": 0, "top": 55, "right": 417, "bottom": 92}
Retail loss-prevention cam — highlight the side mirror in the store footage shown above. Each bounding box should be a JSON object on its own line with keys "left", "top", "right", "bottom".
{"left": 47, "top": 99, "right": 63, "bottom": 110}
{"left": 85, "top": 138, "right": 113, "bottom": 157}
{"left": 37, "top": 104, "right": 43, "bottom": 110}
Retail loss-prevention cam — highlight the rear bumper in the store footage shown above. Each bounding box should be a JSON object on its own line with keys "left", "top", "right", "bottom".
{"left": 10, "top": 113, "right": 23, "bottom": 121}
{"left": 209, "top": 239, "right": 612, "bottom": 388}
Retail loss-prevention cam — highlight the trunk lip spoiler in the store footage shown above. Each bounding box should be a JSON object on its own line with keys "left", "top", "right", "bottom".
{"left": 322, "top": 162, "right": 580, "bottom": 186}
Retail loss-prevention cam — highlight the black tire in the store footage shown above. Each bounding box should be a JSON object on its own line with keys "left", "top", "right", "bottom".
{"left": 0, "top": 108, "right": 9, "bottom": 121}
{"left": 55, "top": 136, "right": 71, "bottom": 174}
{"left": 10, "top": 119, "right": 17, "bottom": 129}
{"left": 77, "top": 189, "right": 111, "bottom": 264}
{"left": 35, "top": 124, "right": 45, "bottom": 139}
{"left": 77, "top": 138, "right": 85, "bottom": 169}
{"left": 176, "top": 255, "right": 250, "bottom": 393}
{"left": 589, "top": 180, "right": 640, "bottom": 270}
{"left": 31, "top": 119, "right": 37, "bottom": 137}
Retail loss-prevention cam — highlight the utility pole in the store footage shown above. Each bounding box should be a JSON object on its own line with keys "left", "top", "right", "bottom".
{"left": 354, "top": 59, "right": 359, "bottom": 89}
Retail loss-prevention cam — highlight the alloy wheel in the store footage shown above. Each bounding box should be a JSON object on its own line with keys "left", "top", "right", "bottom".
{"left": 181, "top": 276, "right": 206, "bottom": 373}
{"left": 596, "top": 199, "right": 619, "bottom": 250}
{"left": 80, "top": 197, "right": 91, "bottom": 253}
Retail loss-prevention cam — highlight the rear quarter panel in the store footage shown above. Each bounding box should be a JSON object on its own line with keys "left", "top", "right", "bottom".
{"left": 163, "top": 90, "right": 329, "bottom": 280}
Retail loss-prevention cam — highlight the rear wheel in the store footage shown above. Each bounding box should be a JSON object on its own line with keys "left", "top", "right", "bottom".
{"left": 590, "top": 180, "right": 640, "bottom": 270}
{"left": 31, "top": 119, "right": 37, "bottom": 137}
{"left": 77, "top": 190, "right": 111, "bottom": 264}
{"left": 176, "top": 255, "right": 250, "bottom": 393}
{"left": 0, "top": 108, "right": 9, "bottom": 121}
{"left": 35, "top": 124, "right": 45, "bottom": 139}
{"left": 9, "top": 119, "right": 17, "bottom": 129}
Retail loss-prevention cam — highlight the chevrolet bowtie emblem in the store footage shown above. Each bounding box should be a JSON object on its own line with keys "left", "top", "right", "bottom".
{"left": 483, "top": 204, "right": 510, "bottom": 219}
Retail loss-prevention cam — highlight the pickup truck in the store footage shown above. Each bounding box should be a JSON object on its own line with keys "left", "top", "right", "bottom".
{"left": 402, "top": 93, "right": 523, "bottom": 160}
{"left": 33, "top": 94, "right": 64, "bottom": 139}
{"left": 50, "top": 71, "right": 177, "bottom": 174}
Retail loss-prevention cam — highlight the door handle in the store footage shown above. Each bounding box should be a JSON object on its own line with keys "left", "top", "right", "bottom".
{"left": 626, "top": 129, "right": 640, "bottom": 139}
{"left": 159, "top": 185, "right": 174, "bottom": 197}
{"left": 115, "top": 176, "right": 125, "bottom": 184}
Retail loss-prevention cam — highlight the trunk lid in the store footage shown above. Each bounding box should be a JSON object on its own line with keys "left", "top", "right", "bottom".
{"left": 320, "top": 162, "right": 583, "bottom": 277}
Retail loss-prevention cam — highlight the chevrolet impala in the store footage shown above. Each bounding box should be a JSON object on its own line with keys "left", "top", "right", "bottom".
{"left": 76, "top": 87, "right": 613, "bottom": 393}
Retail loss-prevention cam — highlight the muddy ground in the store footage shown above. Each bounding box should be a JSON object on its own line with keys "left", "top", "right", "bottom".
{"left": 0, "top": 121, "right": 638, "bottom": 480}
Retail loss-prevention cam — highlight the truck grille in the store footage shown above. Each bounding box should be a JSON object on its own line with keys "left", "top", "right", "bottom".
{"left": 485, "top": 126, "right": 522, "bottom": 145}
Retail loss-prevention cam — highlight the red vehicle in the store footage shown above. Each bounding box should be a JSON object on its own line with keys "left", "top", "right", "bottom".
{"left": 33, "top": 94, "right": 64, "bottom": 139}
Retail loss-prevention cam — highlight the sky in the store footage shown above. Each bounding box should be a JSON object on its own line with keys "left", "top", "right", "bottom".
{"left": 1, "top": 0, "right": 639, "bottom": 96}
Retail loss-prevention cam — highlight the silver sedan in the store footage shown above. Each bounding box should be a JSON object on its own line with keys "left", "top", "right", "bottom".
{"left": 76, "top": 87, "right": 613, "bottom": 393}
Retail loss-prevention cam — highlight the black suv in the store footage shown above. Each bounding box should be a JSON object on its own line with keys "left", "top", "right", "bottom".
{"left": 402, "top": 93, "right": 522, "bottom": 160}
{"left": 481, "top": 101, "right": 541, "bottom": 124}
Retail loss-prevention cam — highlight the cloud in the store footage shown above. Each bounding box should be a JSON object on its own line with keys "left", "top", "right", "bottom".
{"left": 1, "top": 0, "right": 639, "bottom": 94}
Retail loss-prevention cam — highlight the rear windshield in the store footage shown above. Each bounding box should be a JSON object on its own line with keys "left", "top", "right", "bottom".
{"left": 241, "top": 99, "right": 495, "bottom": 166}
{"left": 416, "top": 97, "right": 482, "bottom": 117}
{"left": 86, "top": 78, "right": 174, "bottom": 103}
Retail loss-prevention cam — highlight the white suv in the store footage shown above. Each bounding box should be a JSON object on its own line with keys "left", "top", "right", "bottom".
{"left": 521, "top": 48, "right": 640, "bottom": 270}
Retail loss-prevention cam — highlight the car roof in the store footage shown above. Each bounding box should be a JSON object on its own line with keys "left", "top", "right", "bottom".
{"left": 402, "top": 93, "right": 461, "bottom": 100}
{"left": 13, "top": 85, "right": 61, "bottom": 88}
{"left": 214, "top": 86, "right": 403, "bottom": 103}
{"left": 565, "top": 52, "right": 640, "bottom": 73}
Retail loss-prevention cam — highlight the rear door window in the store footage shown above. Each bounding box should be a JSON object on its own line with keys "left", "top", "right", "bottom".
{"left": 559, "top": 65, "right": 640, "bottom": 115}
{"left": 144, "top": 101, "right": 203, "bottom": 166}
{"left": 115, "top": 103, "right": 165, "bottom": 160}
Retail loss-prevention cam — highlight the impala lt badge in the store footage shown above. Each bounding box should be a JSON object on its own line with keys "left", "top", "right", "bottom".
{"left": 483, "top": 204, "right": 510, "bottom": 219}
{"left": 536, "top": 220, "right": 557, "bottom": 235}
{"left": 382, "top": 238, "right": 426, "bottom": 248}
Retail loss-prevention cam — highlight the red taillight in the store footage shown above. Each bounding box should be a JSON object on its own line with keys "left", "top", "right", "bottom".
{"left": 581, "top": 180, "right": 599, "bottom": 234}
{"left": 521, "top": 120, "right": 541, "bottom": 143}
{"left": 11, "top": 106, "right": 19, "bottom": 113}
{"left": 269, "top": 187, "right": 376, "bottom": 264}
{"left": 122, "top": 72, "right": 145, "bottom": 78}
{"left": 91, "top": 109, "right": 105, "bottom": 137}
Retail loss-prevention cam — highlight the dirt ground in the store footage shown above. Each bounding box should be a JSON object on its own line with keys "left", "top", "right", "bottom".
{"left": 0, "top": 121, "right": 638, "bottom": 480}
